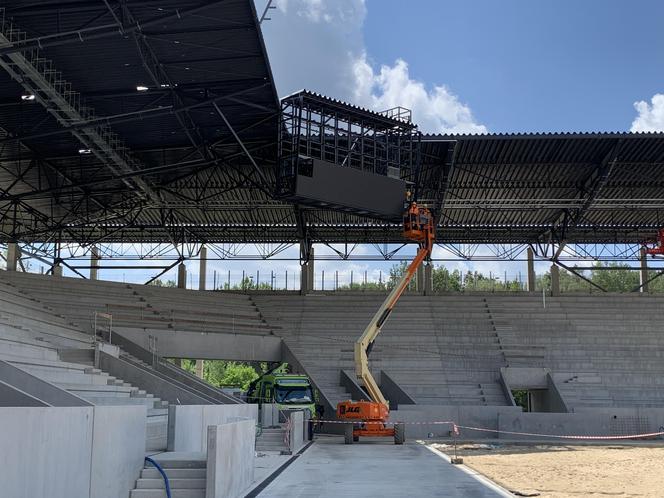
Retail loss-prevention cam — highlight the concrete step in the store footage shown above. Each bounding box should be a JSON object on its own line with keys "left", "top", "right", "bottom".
{"left": 141, "top": 468, "right": 206, "bottom": 479}
{"left": 130, "top": 489, "right": 204, "bottom": 498}
{"left": 135, "top": 478, "right": 205, "bottom": 489}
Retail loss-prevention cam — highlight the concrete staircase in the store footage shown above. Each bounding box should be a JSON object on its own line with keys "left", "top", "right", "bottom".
{"left": 256, "top": 426, "right": 289, "bottom": 454}
{"left": 130, "top": 455, "right": 207, "bottom": 498}
{"left": 254, "top": 293, "right": 510, "bottom": 409}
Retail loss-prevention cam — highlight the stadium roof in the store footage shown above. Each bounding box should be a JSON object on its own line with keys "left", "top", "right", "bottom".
{"left": 0, "top": 3, "right": 663, "bottom": 247}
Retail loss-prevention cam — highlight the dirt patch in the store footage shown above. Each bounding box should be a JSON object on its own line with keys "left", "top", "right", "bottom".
{"left": 431, "top": 443, "right": 664, "bottom": 498}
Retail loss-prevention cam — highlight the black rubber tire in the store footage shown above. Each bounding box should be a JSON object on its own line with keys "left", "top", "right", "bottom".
{"left": 353, "top": 435, "right": 359, "bottom": 442}
{"left": 344, "top": 424, "right": 354, "bottom": 444}
{"left": 394, "top": 422, "right": 405, "bottom": 445}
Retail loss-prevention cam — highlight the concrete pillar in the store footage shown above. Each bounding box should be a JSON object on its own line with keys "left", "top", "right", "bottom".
{"left": 195, "top": 359, "right": 204, "bottom": 379}
{"left": 6, "top": 243, "right": 19, "bottom": 271}
{"left": 526, "top": 247, "right": 536, "bottom": 292}
{"left": 52, "top": 264, "right": 63, "bottom": 277}
{"left": 640, "top": 247, "right": 649, "bottom": 293}
{"left": 424, "top": 263, "right": 433, "bottom": 295}
{"left": 416, "top": 264, "right": 424, "bottom": 293}
{"left": 199, "top": 246, "right": 207, "bottom": 291}
{"left": 90, "top": 246, "right": 100, "bottom": 280}
{"left": 173, "top": 358, "right": 182, "bottom": 368}
{"left": 550, "top": 264, "right": 560, "bottom": 296}
{"left": 177, "top": 263, "right": 187, "bottom": 289}
{"left": 300, "top": 245, "right": 314, "bottom": 294}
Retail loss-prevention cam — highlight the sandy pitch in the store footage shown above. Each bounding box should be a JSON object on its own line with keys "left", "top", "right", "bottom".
{"left": 431, "top": 443, "right": 664, "bottom": 498}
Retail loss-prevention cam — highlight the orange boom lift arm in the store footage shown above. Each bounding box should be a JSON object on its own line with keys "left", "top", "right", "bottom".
{"left": 336, "top": 200, "right": 435, "bottom": 444}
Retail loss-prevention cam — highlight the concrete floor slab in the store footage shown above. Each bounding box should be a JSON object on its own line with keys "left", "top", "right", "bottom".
{"left": 257, "top": 436, "right": 510, "bottom": 497}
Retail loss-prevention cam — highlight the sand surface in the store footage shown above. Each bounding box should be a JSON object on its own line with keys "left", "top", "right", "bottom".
{"left": 431, "top": 443, "right": 664, "bottom": 498}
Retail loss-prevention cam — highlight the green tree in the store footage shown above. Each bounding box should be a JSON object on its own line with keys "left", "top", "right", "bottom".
{"left": 151, "top": 279, "right": 176, "bottom": 287}
{"left": 590, "top": 262, "right": 640, "bottom": 292}
{"left": 178, "top": 359, "right": 259, "bottom": 390}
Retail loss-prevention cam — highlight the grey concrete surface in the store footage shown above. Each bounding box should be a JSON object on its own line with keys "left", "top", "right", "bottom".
{"left": 206, "top": 419, "right": 255, "bottom": 498}
{"left": 288, "top": 411, "right": 305, "bottom": 453}
{"left": 0, "top": 407, "right": 94, "bottom": 498}
{"left": 117, "top": 327, "right": 282, "bottom": 362}
{"left": 168, "top": 404, "right": 258, "bottom": 452}
{"left": 91, "top": 406, "right": 147, "bottom": 498}
{"left": 258, "top": 437, "right": 507, "bottom": 497}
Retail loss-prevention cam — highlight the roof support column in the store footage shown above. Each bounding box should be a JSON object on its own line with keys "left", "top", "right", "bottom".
{"left": 195, "top": 360, "right": 204, "bottom": 379}
{"left": 52, "top": 264, "right": 63, "bottom": 277}
{"left": 550, "top": 263, "right": 560, "bottom": 297}
{"left": 199, "top": 246, "right": 207, "bottom": 291}
{"left": 178, "top": 262, "right": 187, "bottom": 289}
{"left": 90, "top": 246, "right": 100, "bottom": 280}
{"left": 424, "top": 262, "right": 433, "bottom": 296}
{"left": 300, "top": 243, "right": 314, "bottom": 295}
{"left": 416, "top": 264, "right": 424, "bottom": 294}
{"left": 639, "top": 248, "right": 649, "bottom": 293}
{"left": 527, "top": 247, "right": 536, "bottom": 292}
{"left": 6, "top": 243, "right": 19, "bottom": 272}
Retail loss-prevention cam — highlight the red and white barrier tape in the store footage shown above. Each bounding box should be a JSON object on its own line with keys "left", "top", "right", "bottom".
{"left": 309, "top": 419, "right": 664, "bottom": 440}
{"left": 457, "top": 425, "right": 664, "bottom": 440}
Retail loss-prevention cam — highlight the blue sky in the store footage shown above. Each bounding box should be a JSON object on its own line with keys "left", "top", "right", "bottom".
{"left": 20, "top": 1, "right": 664, "bottom": 286}
{"left": 362, "top": 0, "right": 664, "bottom": 132}
{"left": 263, "top": 0, "right": 664, "bottom": 134}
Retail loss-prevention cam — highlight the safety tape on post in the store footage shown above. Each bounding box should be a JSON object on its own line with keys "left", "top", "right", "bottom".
{"left": 308, "top": 419, "right": 664, "bottom": 440}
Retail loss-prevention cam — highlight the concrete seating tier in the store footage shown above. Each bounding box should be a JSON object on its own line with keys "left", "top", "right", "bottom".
{"left": 0, "top": 311, "right": 169, "bottom": 451}
{"left": 254, "top": 292, "right": 664, "bottom": 411}
{"left": 254, "top": 294, "right": 510, "bottom": 408}
{"left": 0, "top": 271, "right": 272, "bottom": 336}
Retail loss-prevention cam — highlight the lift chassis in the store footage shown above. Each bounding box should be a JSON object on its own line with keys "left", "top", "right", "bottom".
{"left": 336, "top": 201, "right": 435, "bottom": 444}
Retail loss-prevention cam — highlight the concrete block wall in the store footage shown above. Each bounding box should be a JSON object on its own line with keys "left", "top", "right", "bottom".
{"left": 206, "top": 419, "right": 256, "bottom": 498}
{"left": 168, "top": 404, "right": 258, "bottom": 452}
{"left": 0, "top": 406, "right": 146, "bottom": 498}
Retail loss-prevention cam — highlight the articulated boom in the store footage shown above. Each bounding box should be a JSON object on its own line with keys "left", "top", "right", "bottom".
{"left": 337, "top": 201, "right": 435, "bottom": 444}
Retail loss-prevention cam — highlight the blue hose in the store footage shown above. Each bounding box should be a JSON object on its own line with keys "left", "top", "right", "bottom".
{"left": 144, "top": 456, "right": 172, "bottom": 498}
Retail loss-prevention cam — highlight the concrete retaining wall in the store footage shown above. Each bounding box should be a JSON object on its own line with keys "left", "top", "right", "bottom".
{"left": 168, "top": 404, "right": 258, "bottom": 452}
{"left": 0, "top": 406, "right": 146, "bottom": 498}
{"left": 206, "top": 419, "right": 256, "bottom": 498}
{"left": 390, "top": 405, "right": 523, "bottom": 439}
{"left": 116, "top": 327, "right": 282, "bottom": 361}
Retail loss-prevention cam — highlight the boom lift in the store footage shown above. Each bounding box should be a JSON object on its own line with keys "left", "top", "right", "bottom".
{"left": 645, "top": 229, "right": 664, "bottom": 256}
{"left": 336, "top": 198, "right": 435, "bottom": 444}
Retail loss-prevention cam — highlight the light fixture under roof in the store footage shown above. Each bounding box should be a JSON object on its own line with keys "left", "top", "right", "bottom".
{"left": 21, "top": 94, "right": 35, "bottom": 101}
{"left": 136, "top": 85, "right": 149, "bottom": 92}
{"left": 78, "top": 149, "right": 92, "bottom": 155}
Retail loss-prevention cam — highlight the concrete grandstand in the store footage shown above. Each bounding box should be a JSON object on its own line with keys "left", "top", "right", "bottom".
{"left": 1, "top": 1, "right": 664, "bottom": 498}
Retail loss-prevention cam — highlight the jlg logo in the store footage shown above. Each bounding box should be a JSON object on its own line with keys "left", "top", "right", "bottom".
{"left": 342, "top": 406, "right": 360, "bottom": 414}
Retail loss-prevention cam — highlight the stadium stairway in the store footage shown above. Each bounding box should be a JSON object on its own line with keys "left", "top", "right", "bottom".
{"left": 253, "top": 293, "right": 510, "bottom": 410}
{"left": 130, "top": 455, "right": 207, "bottom": 498}
{"left": 0, "top": 272, "right": 244, "bottom": 453}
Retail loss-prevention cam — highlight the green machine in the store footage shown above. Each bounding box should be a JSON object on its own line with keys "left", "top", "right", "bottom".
{"left": 246, "top": 363, "right": 317, "bottom": 418}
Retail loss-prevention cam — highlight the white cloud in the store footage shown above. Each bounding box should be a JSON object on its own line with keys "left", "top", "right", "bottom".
{"left": 631, "top": 94, "right": 664, "bottom": 132}
{"left": 352, "top": 54, "right": 487, "bottom": 134}
{"left": 260, "top": 0, "right": 485, "bottom": 134}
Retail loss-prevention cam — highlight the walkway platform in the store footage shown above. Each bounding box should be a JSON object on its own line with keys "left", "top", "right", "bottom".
{"left": 257, "top": 436, "right": 510, "bottom": 497}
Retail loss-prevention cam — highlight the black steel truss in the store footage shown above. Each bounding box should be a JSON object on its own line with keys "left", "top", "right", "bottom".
{"left": 0, "top": 3, "right": 664, "bottom": 251}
